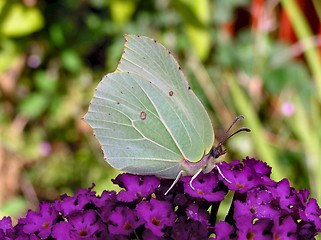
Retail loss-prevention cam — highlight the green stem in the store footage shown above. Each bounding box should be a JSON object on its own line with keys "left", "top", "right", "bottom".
{"left": 289, "top": 98, "right": 321, "bottom": 201}
{"left": 226, "top": 73, "right": 283, "bottom": 181}
{"left": 280, "top": 0, "right": 321, "bottom": 101}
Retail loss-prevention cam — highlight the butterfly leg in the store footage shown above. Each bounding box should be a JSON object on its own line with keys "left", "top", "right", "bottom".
{"left": 165, "top": 170, "right": 184, "bottom": 195}
{"left": 215, "top": 163, "right": 231, "bottom": 183}
{"left": 189, "top": 168, "right": 203, "bottom": 190}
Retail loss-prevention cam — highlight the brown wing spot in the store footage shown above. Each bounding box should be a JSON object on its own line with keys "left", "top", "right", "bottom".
{"left": 140, "top": 111, "right": 147, "bottom": 120}
{"left": 169, "top": 90, "right": 174, "bottom": 96}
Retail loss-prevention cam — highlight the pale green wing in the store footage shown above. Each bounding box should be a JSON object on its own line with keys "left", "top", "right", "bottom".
{"left": 117, "top": 35, "right": 214, "bottom": 161}
{"left": 85, "top": 72, "right": 185, "bottom": 178}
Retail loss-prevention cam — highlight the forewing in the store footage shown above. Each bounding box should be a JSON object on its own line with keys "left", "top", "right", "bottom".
{"left": 117, "top": 35, "right": 214, "bottom": 160}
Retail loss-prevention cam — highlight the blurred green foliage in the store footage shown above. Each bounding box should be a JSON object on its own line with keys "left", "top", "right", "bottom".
{"left": 1, "top": 0, "right": 321, "bottom": 226}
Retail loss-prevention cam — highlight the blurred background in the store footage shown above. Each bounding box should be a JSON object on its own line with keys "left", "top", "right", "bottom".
{"left": 1, "top": 0, "right": 321, "bottom": 221}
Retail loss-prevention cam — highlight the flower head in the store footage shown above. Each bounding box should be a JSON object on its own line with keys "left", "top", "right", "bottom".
{"left": 212, "top": 221, "right": 235, "bottom": 239}
{"left": 172, "top": 216, "right": 208, "bottom": 239}
{"left": 182, "top": 171, "right": 227, "bottom": 201}
{"left": 136, "top": 198, "right": 176, "bottom": 236}
{"left": 112, "top": 174, "right": 160, "bottom": 202}
{"left": 22, "top": 202, "right": 58, "bottom": 238}
{"left": 108, "top": 206, "right": 142, "bottom": 235}
{"left": 52, "top": 210, "right": 102, "bottom": 239}
{"left": 55, "top": 184, "right": 97, "bottom": 217}
{"left": 186, "top": 203, "right": 209, "bottom": 224}
{"left": 219, "top": 158, "right": 273, "bottom": 193}
{"left": 0, "top": 216, "right": 13, "bottom": 239}
{"left": 2, "top": 158, "right": 321, "bottom": 239}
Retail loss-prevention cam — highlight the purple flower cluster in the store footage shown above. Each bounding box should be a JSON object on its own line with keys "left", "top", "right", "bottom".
{"left": 1, "top": 158, "right": 320, "bottom": 239}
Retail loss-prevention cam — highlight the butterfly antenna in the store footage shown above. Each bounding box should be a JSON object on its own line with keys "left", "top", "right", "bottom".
{"left": 220, "top": 116, "right": 245, "bottom": 144}
{"left": 213, "top": 116, "right": 250, "bottom": 159}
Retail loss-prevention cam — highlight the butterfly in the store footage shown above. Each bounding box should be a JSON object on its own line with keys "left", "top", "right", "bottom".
{"left": 84, "top": 34, "right": 249, "bottom": 194}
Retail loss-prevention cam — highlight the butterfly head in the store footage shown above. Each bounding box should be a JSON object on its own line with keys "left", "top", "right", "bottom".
{"left": 209, "top": 116, "right": 250, "bottom": 166}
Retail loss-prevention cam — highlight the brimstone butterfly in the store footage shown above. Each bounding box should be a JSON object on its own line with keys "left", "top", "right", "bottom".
{"left": 84, "top": 34, "right": 249, "bottom": 194}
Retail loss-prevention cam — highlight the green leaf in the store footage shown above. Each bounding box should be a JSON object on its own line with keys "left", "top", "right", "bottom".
{"left": 186, "top": 25, "right": 211, "bottom": 60}
{"left": 0, "top": 38, "right": 19, "bottom": 72}
{"left": 110, "top": 0, "right": 136, "bottom": 26}
{"left": 34, "top": 70, "right": 57, "bottom": 93}
{"left": 19, "top": 93, "right": 48, "bottom": 119}
{"left": 173, "top": 0, "right": 211, "bottom": 59}
{"left": 61, "top": 49, "right": 82, "bottom": 73}
{"left": 0, "top": 2, "right": 44, "bottom": 37}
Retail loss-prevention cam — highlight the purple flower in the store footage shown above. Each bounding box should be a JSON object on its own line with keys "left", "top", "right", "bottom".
{"left": 243, "top": 157, "right": 272, "bottom": 177}
{"left": 300, "top": 198, "right": 321, "bottom": 231}
{"left": 281, "top": 101, "right": 295, "bottom": 116}
{"left": 68, "top": 210, "right": 102, "bottom": 238}
{"left": 53, "top": 210, "right": 102, "bottom": 239}
{"left": 236, "top": 218, "right": 273, "bottom": 239}
{"left": 1, "top": 158, "right": 321, "bottom": 239}
{"left": 99, "top": 201, "right": 116, "bottom": 225}
{"left": 52, "top": 222, "right": 72, "bottom": 240}
{"left": 142, "top": 229, "right": 163, "bottom": 239}
{"left": 182, "top": 171, "right": 227, "bottom": 201}
{"left": 16, "top": 233, "right": 39, "bottom": 240}
{"left": 55, "top": 184, "right": 97, "bottom": 217}
{"left": 272, "top": 216, "right": 297, "bottom": 240}
{"left": 172, "top": 193, "right": 188, "bottom": 206}
{"left": 113, "top": 173, "right": 160, "bottom": 202}
{"left": 233, "top": 189, "right": 279, "bottom": 221}
{"left": 136, "top": 198, "right": 176, "bottom": 236}
{"left": 92, "top": 190, "right": 116, "bottom": 209}
{"left": 186, "top": 203, "right": 209, "bottom": 224}
{"left": 0, "top": 217, "right": 12, "bottom": 232}
{"left": 94, "top": 190, "right": 117, "bottom": 227}
{"left": 172, "top": 216, "right": 208, "bottom": 239}
{"left": 39, "top": 141, "right": 52, "bottom": 156}
{"left": 0, "top": 216, "right": 13, "bottom": 239}
{"left": 219, "top": 160, "right": 267, "bottom": 193}
{"left": 22, "top": 202, "right": 58, "bottom": 238}
{"left": 267, "top": 178, "right": 298, "bottom": 211}
{"left": 108, "top": 206, "right": 142, "bottom": 235}
{"left": 213, "top": 221, "right": 235, "bottom": 239}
